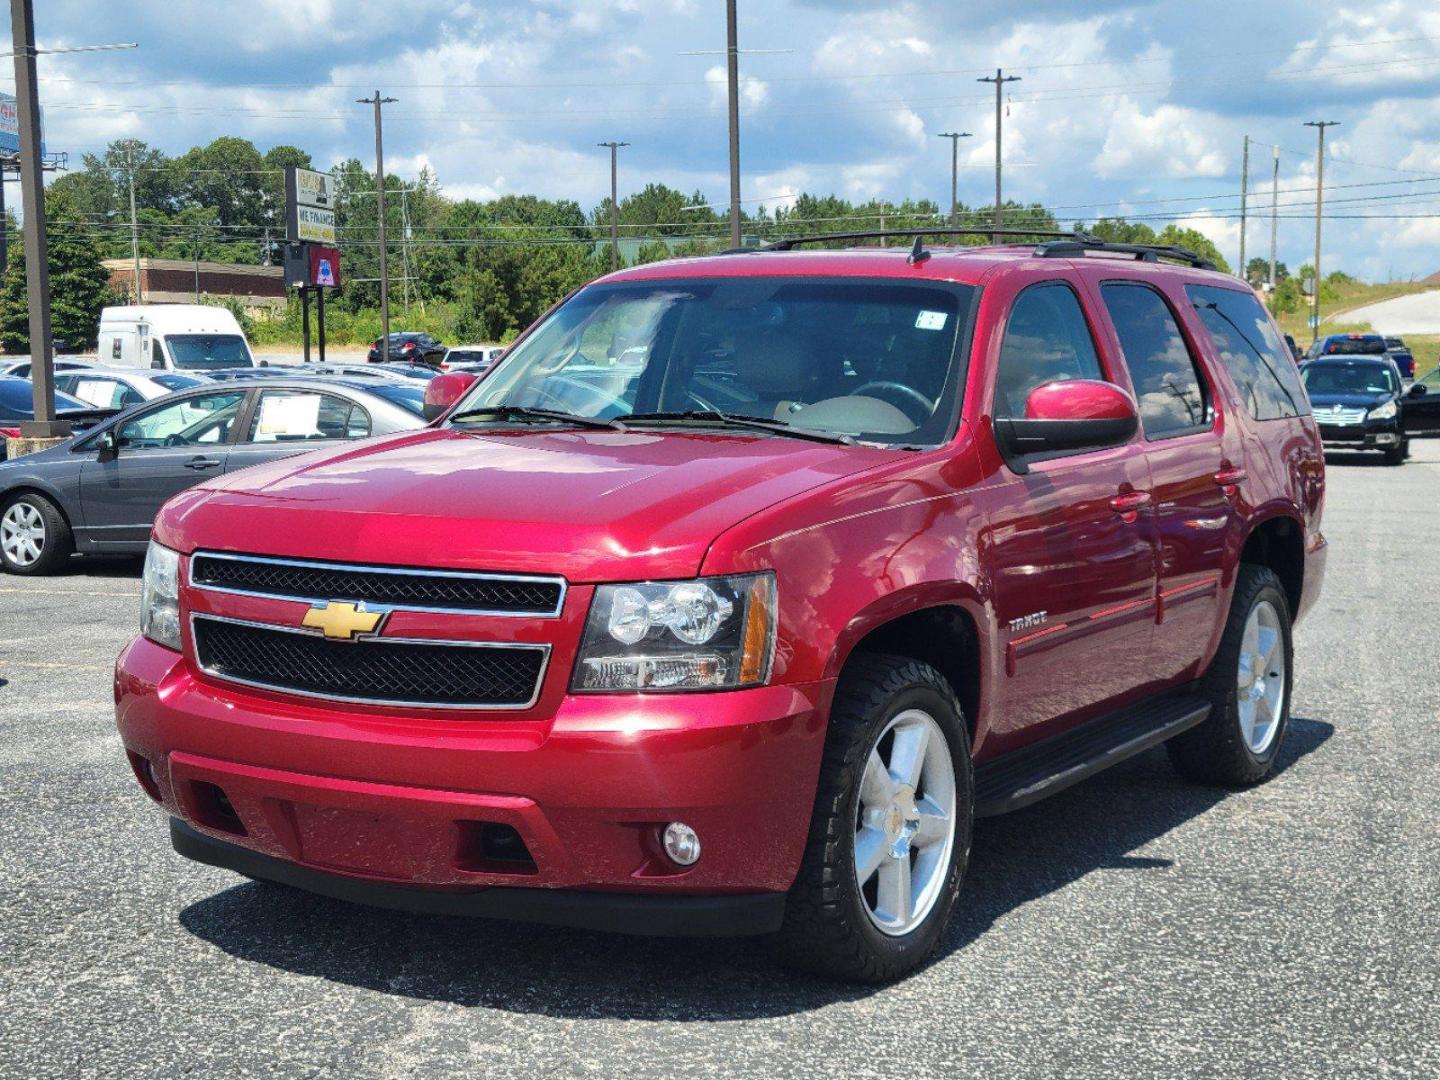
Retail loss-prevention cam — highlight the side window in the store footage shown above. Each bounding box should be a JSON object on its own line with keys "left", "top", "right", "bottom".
{"left": 71, "top": 377, "right": 129, "bottom": 409}
{"left": 116, "top": 392, "right": 246, "bottom": 449}
{"left": 1101, "top": 283, "right": 1210, "bottom": 438}
{"left": 993, "top": 283, "right": 1104, "bottom": 419}
{"left": 1186, "top": 285, "right": 1310, "bottom": 420}
{"left": 247, "top": 390, "right": 365, "bottom": 443}
{"left": 151, "top": 339, "right": 167, "bottom": 370}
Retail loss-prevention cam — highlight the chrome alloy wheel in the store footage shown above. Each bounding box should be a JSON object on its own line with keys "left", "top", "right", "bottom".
{"left": 1, "top": 502, "right": 45, "bottom": 567}
{"left": 1237, "top": 599, "right": 1286, "bottom": 755}
{"left": 854, "top": 708, "right": 957, "bottom": 936}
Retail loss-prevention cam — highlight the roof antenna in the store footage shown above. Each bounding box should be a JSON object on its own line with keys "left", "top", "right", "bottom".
{"left": 907, "top": 235, "right": 930, "bottom": 264}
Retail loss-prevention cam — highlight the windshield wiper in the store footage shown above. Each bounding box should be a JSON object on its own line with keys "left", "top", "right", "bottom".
{"left": 621, "top": 409, "right": 856, "bottom": 445}
{"left": 449, "top": 405, "right": 628, "bottom": 432}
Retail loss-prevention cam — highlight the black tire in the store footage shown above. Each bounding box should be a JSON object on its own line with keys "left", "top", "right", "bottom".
{"left": 774, "top": 654, "right": 973, "bottom": 983}
{"left": 0, "top": 491, "right": 73, "bottom": 576}
{"left": 1167, "top": 564, "right": 1293, "bottom": 786}
{"left": 1383, "top": 440, "right": 1407, "bottom": 465}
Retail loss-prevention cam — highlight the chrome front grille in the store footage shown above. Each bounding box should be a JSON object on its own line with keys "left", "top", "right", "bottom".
{"left": 189, "top": 552, "right": 565, "bottom": 617}
{"left": 191, "top": 614, "right": 549, "bottom": 709}
{"left": 1318, "top": 406, "right": 1367, "bottom": 426}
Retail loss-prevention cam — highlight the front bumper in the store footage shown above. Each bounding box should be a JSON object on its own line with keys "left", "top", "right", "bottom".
{"left": 116, "top": 635, "right": 830, "bottom": 932}
{"left": 1316, "top": 417, "right": 1400, "bottom": 449}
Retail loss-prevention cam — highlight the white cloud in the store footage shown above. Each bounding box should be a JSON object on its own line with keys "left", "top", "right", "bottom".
{"left": 1094, "top": 100, "right": 1227, "bottom": 180}
{"left": 704, "top": 65, "right": 768, "bottom": 109}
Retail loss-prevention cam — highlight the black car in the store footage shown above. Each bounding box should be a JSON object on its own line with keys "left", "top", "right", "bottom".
{"left": 367, "top": 332, "right": 444, "bottom": 365}
{"left": 1301, "top": 356, "right": 1410, "bottom": 464}
{"left": 0, "top": 378, "right": 427, "bottom": 574}
{"left": 1403, "top": 366, "right": 1440, "bottom": 436}
{"left": 1383, "top": 336, "right": 1416, "bottom": 380}
{"left": 0, "top": 377, "right": 116, "bottom": 462}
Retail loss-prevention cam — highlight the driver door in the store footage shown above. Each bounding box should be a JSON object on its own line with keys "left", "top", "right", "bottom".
{"left": 77, "top": 389, "right": 249, "bottom": 546}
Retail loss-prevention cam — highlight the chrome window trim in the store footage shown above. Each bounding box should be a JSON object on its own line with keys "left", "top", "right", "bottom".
{"left": 187, "top": 550, "right": 568, "bottom": 619}
{"left": 189, "top": 612, "right": 551, "bottom": 712}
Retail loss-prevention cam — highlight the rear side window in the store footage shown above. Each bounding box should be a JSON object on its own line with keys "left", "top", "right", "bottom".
{"left": 1187, "top": 285, "right": 1310, "bottom": 419}
{"left": 1101, "top": 283, "right": 1210, "bottom": 438}
{"left": 993, "top": 284, "right": 1104, "bottom": 419}
{"left": 247, "top": 390, "right": 369, "bottom": 442}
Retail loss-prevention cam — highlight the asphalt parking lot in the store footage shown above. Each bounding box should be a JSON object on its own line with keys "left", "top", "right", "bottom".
{"left": 2, "top": 444, "right": 1437, "bottom": 1079}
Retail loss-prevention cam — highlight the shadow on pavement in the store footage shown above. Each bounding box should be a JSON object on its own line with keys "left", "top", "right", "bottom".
{"left": 65, "top": 555, "right": 144, "bottom": 578}
{"left": 177, "top": 717, "right": 1333, "bottom": 1020}
{"left": 1322, "top": 450, "right": 1397, "bottom": 468}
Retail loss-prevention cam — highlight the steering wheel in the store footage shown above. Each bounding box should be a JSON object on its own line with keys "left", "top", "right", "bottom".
{"left": 851, "top": 380, "right": 935, "bottom": 422}
{"left": 531, "top": 376, "right": 630, "bottom": 416}
{"left": 162, "top": 433, "right": 189, "bottom": 447}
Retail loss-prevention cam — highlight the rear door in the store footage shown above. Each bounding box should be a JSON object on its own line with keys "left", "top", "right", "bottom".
{"left": 223, "top": 387, "right": 373, "bottom": 475}
{"left": 76, "top": 389, "right": 249, "bottom": 544}
{"left": 1092, "top": 279, "right": 1233, "bottom": 682}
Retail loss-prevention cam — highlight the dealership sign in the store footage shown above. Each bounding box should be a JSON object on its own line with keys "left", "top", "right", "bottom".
{"left": 0, "top": 91, "right": 43, "bottom": 156}
{"left": 285, "top": 166, "right": 337, "bottom": 244}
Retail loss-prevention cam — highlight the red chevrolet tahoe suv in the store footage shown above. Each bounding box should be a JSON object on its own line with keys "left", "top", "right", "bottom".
{"left": 115, "top": 232, "right": 1326, "bottom": 982}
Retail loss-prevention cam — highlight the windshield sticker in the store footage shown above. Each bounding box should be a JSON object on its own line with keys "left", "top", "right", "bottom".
{"left": 915, "top": 310, "right": 948, "bottom": 331}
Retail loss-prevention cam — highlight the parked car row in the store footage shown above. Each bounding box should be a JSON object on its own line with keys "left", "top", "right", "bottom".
{"left": 0, "top": 377, "right": 431, "bottom": 574}
{"left": 1306, "top": 332, "right": 1417, "bottom": 379}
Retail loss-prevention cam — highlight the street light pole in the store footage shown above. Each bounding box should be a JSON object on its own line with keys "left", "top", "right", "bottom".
{"left": 936, "top": 132, "right": 972, "bottom": 226}
{"left": 725, "top": 0, "right": 742, "bottom": 248}
{"left": 977, "top": 68, "right": 1021, "bottom": 242}
{"left": 358, "top": 91, "right": 398, "bottom": 363}
{"left": 127, "top": 151, "right": 142, "bottom": 303}
{"left": 9, "top": 0, "right": 59, "bottom": 436}
{"left": 1304, "top": 120, "right": 1339, "bottom": 342}
{"left": 1268, "top": 145, "right": 1280, "bottom": 294}
{"left": 1238, "top": 134, "right": 1249, "bottom": 280}
{"left": 598, "top": 141, "right": 629, "bottom": 271}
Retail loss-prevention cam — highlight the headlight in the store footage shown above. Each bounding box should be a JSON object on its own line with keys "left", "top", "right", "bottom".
{"left": 1368, "top": 399, "right": 1398, "bottom": 421}
{"left": 573, "top": 573, "right": 777, "bottom": 692}
{"left": 140, "top": 540, "right": 182, "bottom": 651}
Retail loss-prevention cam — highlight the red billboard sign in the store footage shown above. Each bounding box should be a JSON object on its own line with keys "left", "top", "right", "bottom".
{"left": 307, "top": 245, "right": 341, "bottom": 289}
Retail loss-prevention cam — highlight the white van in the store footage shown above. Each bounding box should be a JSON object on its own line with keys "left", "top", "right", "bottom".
{"left": 97, "top": 305, "right": 255, "bottom": 372}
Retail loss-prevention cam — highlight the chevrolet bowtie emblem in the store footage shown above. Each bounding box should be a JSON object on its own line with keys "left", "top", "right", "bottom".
{"left": 301, "top": 600, "right": 388, "bottom": 641}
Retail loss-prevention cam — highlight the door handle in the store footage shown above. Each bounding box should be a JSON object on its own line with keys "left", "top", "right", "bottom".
{"left": 1109, "top": 490, "right": 1152, "bottom": 523}
{"left": 1213, "top": 466, "right": 1246, "bottom": 496}
{"left": 184, "top": 457, "right": 222, "bottom": 470}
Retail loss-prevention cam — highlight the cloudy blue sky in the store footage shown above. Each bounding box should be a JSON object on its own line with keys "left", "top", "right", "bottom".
{"left": 11, "top": 0, "right": 1440, "bottom": 278}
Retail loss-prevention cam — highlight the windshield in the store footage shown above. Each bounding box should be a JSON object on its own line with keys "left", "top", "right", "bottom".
{"left": 164, "top": 334, "right": 252, "bottom": 370}
{"left": 0, "top": 379, "right": 87, "bottom": 419}
{"left": 356, "top": 382, "right": 427, "bottom": 416}
{"left": 1302, "top": 363, "right": 1398, "bottom": 396}
{"left": 1322, "top": 336, "right": 1386, "bottom": 356}
{"left": 150, "top": 373, "right": 207, "bottom": 391}
{"left": 453, "top": 279, "right": 975, "bottom": 445}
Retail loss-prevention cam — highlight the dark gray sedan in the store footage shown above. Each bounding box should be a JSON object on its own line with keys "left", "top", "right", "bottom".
{"left": 0, "top": 378, "right": 427, "bottom": 574}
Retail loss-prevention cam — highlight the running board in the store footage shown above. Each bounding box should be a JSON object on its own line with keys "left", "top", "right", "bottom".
{"left": 974, "top": 695, "right": 1211, "bottom": 816}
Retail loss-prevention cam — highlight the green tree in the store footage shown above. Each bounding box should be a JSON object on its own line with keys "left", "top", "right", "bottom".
{"left": 0, "top": 188, "right": 115, "bottom": 350}
{"left": 1155, "top": 225, "right": 1229, "bottom": 274}
{"left": 1246, "top": 256, "right": 1288, "bottom": 284}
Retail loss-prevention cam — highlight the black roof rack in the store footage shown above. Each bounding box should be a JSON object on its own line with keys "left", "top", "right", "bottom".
{"left": 760, "top": 227, "right": 1079, "bottom": 252}
{"left": 1033, "top": 238, "right": 1217, "bottom": 271}
{"left": 752, "top": 227, "right": 1218, "bottom": 271}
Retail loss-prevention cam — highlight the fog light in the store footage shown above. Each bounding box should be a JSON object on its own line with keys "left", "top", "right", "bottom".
{"left": 662, "top": 821, "right": 701, "bottom": 866}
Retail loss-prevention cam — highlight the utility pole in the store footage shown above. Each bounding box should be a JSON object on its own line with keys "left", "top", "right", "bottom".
{"left": 358, "top": 91, "right": 397, "bottom": 362}
{"left": 1238, "top": 135, "right": 1249, "bottom": 280}
{"left": 598, "top": 140, "right": 629, "bottom": 271}
{"left": 127, "top": 151, "right": 142, "bottom": 303}
{"left": 1304, "top": 120, "right": 1339, "bottom": 342}
{"left": 936, "top": 131, "right": 972, "bottom": 226}
{"left": 977, "top": 69, "right": 1021, "bottom": 242}
{"left": 1268, "top": 145, "right": 1280, "bottom": 293}
{"left": 9, "top": 0, "right": 59, "bottom": 436}
{"left": 725, "top": 0, "right": 742, "bottom": 248}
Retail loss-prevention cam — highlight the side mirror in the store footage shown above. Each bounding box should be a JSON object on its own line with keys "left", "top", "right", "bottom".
{"left": 422, "top": 370, "right": 479, "bottom": 421}
{"left": 996, "top": 379, "right": 1138, "bottom": 474}
{"left": 95, "top": 429, "right": 119, "bottom": 459}
{"left": 1408, "top": 383, "right": 1427, "bottom": 398}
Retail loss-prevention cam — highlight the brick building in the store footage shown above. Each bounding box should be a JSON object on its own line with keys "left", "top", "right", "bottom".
{"left": 103, "top": 258, "right": 286, "bottom": 313}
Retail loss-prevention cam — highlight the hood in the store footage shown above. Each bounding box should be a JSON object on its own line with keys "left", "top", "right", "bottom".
{"left": 1306, "top": 391, "right": 1393, "bottom": 410}
{"left": 156, "top": 427, "right": 906, "bottom": 581}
